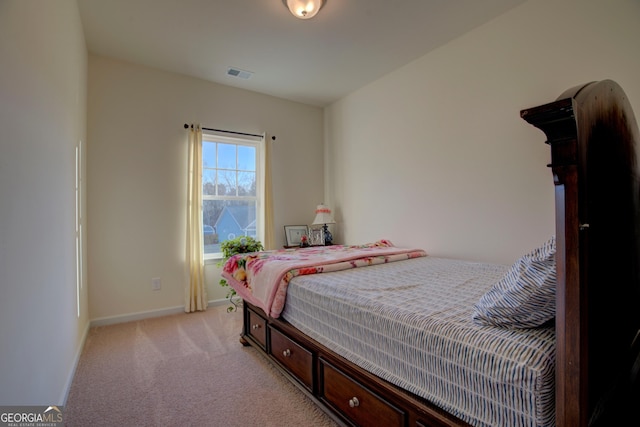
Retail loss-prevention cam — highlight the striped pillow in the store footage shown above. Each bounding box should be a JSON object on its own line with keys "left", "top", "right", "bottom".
{"left": 472, "top": 236, "right": 556, "bottom": 328}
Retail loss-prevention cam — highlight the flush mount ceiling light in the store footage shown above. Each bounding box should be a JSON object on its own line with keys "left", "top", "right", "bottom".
{"left": 282, "top": 0, "right": 326, "bottom": 19}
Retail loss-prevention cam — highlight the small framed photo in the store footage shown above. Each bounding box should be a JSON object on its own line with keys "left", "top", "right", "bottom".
{"left": 284, "top": 225, "right": 308, "bottom": 247}
{"left": 308, "top": 227, "right": 325, "bottom": 246}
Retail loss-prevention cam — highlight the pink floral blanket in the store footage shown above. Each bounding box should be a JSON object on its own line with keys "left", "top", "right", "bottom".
{"left": 221, "top": 240, "right": 427, "bottom": 318}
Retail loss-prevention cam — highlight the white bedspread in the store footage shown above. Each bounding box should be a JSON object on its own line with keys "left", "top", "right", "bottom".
{"left": 281, "top": 256, "right": 555, "bottom": 427}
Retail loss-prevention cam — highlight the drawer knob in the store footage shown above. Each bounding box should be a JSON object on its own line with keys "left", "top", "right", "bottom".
{"left": 282, "top": 349, "right": 291, "bottom": 357}
{"left": 348, "top": 397, "right": 360, "bottom": 408}
{"left": 252, "top": 324, "right": 261, "bottom": 330}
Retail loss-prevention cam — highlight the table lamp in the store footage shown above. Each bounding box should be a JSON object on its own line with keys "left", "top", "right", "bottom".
{"left": 311, "top": 203, "right": 335, "bottom": 245}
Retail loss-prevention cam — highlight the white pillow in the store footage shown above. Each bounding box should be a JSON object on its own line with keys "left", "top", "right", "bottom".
{"left": 472, "top": 236, "right": 556, "bottom": 328}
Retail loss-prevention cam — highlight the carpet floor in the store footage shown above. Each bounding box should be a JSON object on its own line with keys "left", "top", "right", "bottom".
{"left": 64, "top": 304, "right": 339, "bottom": 426}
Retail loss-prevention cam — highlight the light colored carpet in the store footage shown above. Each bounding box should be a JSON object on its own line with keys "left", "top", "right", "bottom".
{"left": 65, "top": 304, "right": 339, "bottom": 426}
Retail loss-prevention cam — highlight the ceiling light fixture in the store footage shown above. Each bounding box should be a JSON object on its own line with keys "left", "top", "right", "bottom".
{"left": 283, "top": 0, "right": 326, "bottom": 20}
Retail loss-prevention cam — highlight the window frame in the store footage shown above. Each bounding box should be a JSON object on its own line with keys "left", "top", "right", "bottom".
{"left": 201, "top": 131, "right": 265, "bottom": 260}
{"left": 75, "top": 142, "right": 83, "bottom": 317}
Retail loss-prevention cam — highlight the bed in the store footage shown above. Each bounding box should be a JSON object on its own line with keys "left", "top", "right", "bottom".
{"left": 222, "top": 80, "right": 640, "bottom": 427}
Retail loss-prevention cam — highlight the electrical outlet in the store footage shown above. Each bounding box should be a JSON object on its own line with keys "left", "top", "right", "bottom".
{"left": 151, "top": 277, "right": 161, "bottom": 291}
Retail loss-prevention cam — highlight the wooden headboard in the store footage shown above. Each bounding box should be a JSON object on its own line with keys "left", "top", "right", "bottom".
{"left": 521, "top": 80, "right": 640, "bottom": 426}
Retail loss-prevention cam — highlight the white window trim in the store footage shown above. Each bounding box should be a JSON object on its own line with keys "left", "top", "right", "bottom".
{"left": 202, "top": 131, "right": 265, "bottom": 261}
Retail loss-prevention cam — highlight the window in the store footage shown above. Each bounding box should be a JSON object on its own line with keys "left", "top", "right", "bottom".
{"left": 202, "top": 132, "right": 264, "bottom": 259}
{"left": 75, "top": 142, "right": 83, "bottom": 317}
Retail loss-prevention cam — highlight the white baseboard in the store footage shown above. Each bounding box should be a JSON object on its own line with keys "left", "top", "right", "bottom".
{"left": 89, "top": 298, "right": 230, "bottom": 328}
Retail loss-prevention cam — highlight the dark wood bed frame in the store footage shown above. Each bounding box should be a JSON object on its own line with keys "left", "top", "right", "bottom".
{"left": 240, "top": 80, "right": 640, "bottom": 427}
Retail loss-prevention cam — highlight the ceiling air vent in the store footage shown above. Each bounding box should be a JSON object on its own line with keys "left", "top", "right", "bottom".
{"left": 227, "top": 67, "right": 253, "bottom": 80}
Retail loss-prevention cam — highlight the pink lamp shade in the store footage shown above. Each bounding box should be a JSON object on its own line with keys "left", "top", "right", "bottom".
{"left": 312, "top": 204, "right": 335, "bottom": 226}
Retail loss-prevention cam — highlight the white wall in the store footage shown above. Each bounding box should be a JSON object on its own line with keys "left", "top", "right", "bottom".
{"left": 87, "top": 56, "right": 324, "bottom": 321}
{"left": 0, "top": 0, "right": 88, "bottom": 405}
{"left": 325, "top": 0, "right": 640, "bottom": 264}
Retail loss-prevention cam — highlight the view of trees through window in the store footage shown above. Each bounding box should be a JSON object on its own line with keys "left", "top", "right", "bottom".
{"left": 202, "top": 137, "right": 259, "bottom": 257}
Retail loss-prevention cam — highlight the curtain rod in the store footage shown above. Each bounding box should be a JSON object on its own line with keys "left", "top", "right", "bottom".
{"left": 183, "top": 123, "right": 265, "bottom": 139}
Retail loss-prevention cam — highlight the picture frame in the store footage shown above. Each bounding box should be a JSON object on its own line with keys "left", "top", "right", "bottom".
{"left": 284, "top": 225, "right": 308, "bottom": 247}
{"left": 308, "top": 227, "right": 325, "bottom": 246}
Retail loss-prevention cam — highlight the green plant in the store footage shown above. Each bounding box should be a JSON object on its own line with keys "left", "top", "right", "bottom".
{"left": 217, "top": 236, "right": 264, "bottom": 312}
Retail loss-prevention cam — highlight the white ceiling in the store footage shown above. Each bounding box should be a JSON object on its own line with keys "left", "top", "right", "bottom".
{"left": 78, "top": 0, "right": 525, "bottom": 107}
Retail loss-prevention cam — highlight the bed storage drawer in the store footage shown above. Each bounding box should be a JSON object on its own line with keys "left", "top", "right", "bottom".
{"left": 246, "top": 307, "right": 267, "bottom": 350}
{"left": 319, "top": 358, "right": 406, "bottom": 427}
{"left": 269, "top": 326, "right": 313, "bottom": 390}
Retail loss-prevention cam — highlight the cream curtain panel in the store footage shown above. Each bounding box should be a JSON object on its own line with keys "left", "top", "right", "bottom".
{"left": 263, "top": 134, "right": 275, "bottom": 250}
{"left": 185, "top": 124, "right": 207, "bottom": 312}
